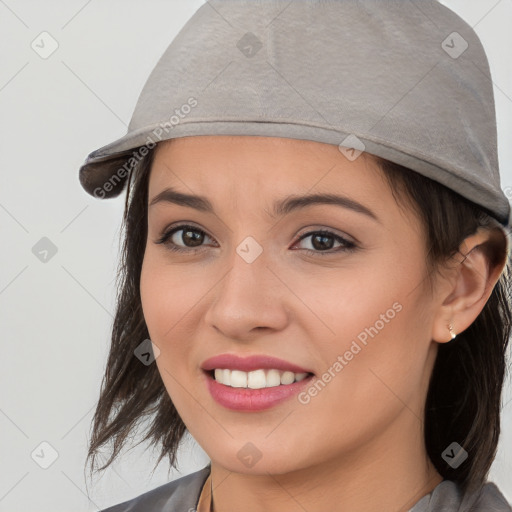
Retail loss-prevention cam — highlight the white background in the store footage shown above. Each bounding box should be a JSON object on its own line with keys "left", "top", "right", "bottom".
{"left": 0, "top": 1, "right": 511, "bottom": 510}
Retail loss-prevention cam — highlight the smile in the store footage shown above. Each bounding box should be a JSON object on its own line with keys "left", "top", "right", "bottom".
{"left": 203, "top": 370, "right": 315, "bottom": 411}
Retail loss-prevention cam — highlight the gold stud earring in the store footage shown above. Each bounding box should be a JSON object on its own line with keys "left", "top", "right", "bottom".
{"left": 448, "top": 323, "right": 457, "bottom": 340}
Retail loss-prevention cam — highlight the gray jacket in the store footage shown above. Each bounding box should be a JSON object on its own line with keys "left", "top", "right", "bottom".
{"left": 100, "top": 464, "right": 512, "bottom": 511}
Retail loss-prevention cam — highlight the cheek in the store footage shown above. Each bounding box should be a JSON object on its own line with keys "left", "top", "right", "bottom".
{"left": 140, "top": 249, "right": 218, "bottom": 387}
{"left": 140, "top": 250, "right": 207, "bottom": 342}
{"left": 140, "top": 253, "right": 192, "bottom": 372}
{"left": 294, "top": 248, "right": 431, "bottom": 416}
{"left": 139, "top": 252, "right": 203, "bottom": 421}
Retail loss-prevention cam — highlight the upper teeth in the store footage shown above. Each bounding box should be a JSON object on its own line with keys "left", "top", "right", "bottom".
{"left": 213, "top": 369, "right": 309, "bottom": 389}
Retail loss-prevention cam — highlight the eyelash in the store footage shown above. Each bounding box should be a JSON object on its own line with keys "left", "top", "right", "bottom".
{"left": 155, "top": 224, "right": 357, "bottom": 256}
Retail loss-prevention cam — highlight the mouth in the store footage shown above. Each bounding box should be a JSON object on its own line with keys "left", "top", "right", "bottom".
{"left": 200, "top": 353, "right": 316, "bottom": 410}
{"left": 202, "top": 367, "right": 316, "bottom": 411}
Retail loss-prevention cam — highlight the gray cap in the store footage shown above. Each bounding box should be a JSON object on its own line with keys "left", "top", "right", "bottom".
{"left": 78, "top": 0, "right": 511, "bottom": 228}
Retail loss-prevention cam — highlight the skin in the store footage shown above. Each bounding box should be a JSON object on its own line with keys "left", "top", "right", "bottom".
{"left": 139, "top": 135, "right": 507, "bottom": 512}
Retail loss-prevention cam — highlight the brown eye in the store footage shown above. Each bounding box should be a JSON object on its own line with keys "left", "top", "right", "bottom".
{"left": 173, "top": 227, "right": 205, "bottom": 247}
{"left": 156, "top": 224, "right": 214, "bottom": 253}
{"left": 293, "top": 230, "right": 356, "bottom": 255}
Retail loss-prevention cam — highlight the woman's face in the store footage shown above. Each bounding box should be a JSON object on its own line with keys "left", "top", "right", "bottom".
{"left": 140, "top": 135, "right": 443, "bottom": 474}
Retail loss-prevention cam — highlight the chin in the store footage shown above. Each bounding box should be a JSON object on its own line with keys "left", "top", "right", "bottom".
{"left": 206, "top": 441, "right": 309, "bottom": 476}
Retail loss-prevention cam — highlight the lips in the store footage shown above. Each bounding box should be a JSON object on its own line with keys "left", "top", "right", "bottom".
{"left": 201, "top": 354, "right": 314, "bottom": 375}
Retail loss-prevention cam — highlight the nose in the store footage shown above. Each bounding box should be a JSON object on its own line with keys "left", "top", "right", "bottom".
{"left": 203, "top": 246, "right": 290, "bottom": 341}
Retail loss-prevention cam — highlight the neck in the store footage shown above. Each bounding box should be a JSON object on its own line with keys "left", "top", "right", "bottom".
{"left": 207, "top": 411, "right": 443, "bottom": 512}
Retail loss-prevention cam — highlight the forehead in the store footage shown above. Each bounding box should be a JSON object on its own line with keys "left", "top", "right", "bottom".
{"left": 149, "top": 135, "right": 387, "bottom": 201}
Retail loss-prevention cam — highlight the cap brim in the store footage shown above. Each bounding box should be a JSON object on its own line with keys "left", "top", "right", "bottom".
{"left": 79, "top": 153, "right": 131, "bottom": 198}
{"left": 78, "top": 124, "right": 160, "bottom": 198}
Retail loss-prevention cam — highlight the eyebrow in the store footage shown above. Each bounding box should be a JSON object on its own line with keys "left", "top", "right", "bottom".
{"left": 149, "top": 187, "right": 380, "bottom": 223}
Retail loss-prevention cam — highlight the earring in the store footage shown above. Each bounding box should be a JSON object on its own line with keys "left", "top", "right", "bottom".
{"left": 448, "top": 323, "right": 457, "bottom": 340}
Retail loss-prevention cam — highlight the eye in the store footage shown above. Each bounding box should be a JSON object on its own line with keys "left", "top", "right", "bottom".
{"left": 291, "top": 229, "right": 357, "bottom": 255}
{"left": 155, "top": 224, "right": 357, "bottom": 256}
{"left": 155, "top": 224, "right": 215, "bottom": 253}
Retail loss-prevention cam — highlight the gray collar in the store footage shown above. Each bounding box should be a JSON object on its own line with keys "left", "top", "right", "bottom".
{"left": 100, "top": 464, "right": 211, "bottom": 511}
{"left": 101, "top": 465, "right": 512, "bottom": 512}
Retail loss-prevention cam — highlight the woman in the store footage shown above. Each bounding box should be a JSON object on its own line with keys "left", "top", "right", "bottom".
{"left": 79, "top": 1, "right": 512, "bottom": 511}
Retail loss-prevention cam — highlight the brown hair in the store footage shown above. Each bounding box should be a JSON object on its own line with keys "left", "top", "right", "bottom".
{"left": 86, "top": 146, "right": 512, "bottom": 495}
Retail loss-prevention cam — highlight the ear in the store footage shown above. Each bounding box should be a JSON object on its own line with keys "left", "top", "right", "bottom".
{"left": 431, "top": 226, "right": 509, "bottom": 343}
